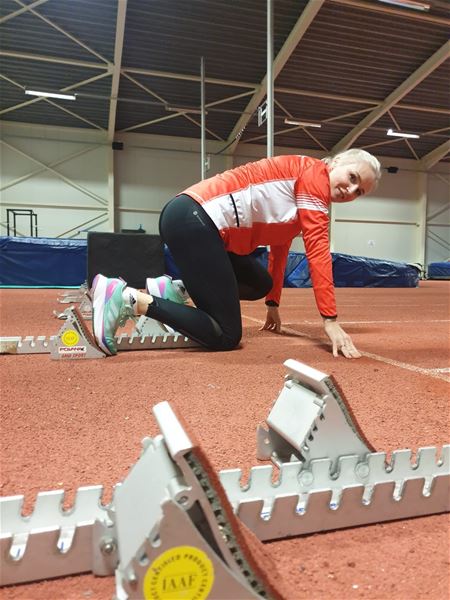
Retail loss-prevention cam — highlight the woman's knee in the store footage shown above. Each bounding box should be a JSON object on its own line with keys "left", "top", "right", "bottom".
{"left": 209, "top": 332, "right": 242, "bottom": 351}
{"left": 238, "top": 274, "right": 272, "bottom": 300}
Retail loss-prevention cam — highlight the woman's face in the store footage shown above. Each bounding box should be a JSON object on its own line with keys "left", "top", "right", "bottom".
{"left": 329, "top": 160, "right": 376, "bottom": 203}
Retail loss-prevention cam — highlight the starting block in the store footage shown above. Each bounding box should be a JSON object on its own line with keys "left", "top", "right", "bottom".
{"left": 0, "top": 307, "right": 104, "bottom": 359}
{"left": 54, "top": 293, "right": 92, "bottom": 320}
{"left": 0, "top": 402, "right": 282, "bottom": 599}
{"left": 220, "top": 360, "right": 449, "bottom": 540}
{"left": 56, "top": 283, "right": 88, "bottom": 304}
{"left": 1, "top": 360, "right": 448, "bottom": 597}
{"left": 0, "top": 307, "right": 198, "bottom": 359}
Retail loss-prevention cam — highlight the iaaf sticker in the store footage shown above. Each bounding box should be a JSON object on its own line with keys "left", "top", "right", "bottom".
{"left": 143, "top": 546, "right": 214, "bottom": 600}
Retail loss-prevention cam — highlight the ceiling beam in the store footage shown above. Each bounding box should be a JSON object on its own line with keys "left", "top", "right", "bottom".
{"left": 120, "top": 69, "right": 224, "bottom": 140}
{"left": 0, "top": 71, "right": 110, "bottom": 115}
{"left": 0, "top": 0, "right": 49, "bottom": 24}
{"left": 418, "top": 140, "right": 450, "bottom": 170}
{"left": 123, "top": 66, "right": 258, "bottom": 90}
{"left": 329, "top": 0, "right": 450, "bottom": 27}
{"left": 272, "top": 87, "right": 450, "bottom": 116}
{"left": 276, "top": 86, "right": 378, "bottom": 106}
{"left": 331, "top": 39, "right": 450, "bottom": 154}
{"left": 226, "top": 0, "right": 326, "bottom": 154}
{"left": 108, "top": 0, "right": 127, "bottom": 142}
{"left": 0, "top": 50, "right": 109, "bottom": 70}
{"left": 13, "top": 0, "right": 111, "bottom": 65}
{"left": 45, "top": 97, "right": 105, "bottom": 130}
{"left": 2, "top": 53, "right": 446, "bottom": 116}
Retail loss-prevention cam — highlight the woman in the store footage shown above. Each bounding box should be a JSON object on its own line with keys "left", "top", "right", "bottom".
{"left": 92, "top": 148, "right": 381, "bottom": 358}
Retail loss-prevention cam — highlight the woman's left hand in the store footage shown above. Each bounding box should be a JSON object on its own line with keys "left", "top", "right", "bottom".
{"left": 323, "top": 320, "right": 361, "bottom": 358}
{"left": 260, "top": 306, "right": 282, "bottom": 333}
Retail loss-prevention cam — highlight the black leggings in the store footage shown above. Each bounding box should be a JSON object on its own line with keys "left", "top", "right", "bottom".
{"left": 145, "top": 195, "right": 272, "bottom": 350}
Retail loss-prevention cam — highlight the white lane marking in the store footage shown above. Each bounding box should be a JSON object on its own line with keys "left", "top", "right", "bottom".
{"left": 359, "top": 352, "right": 450, "bottom": 382}
{"left": 307, "top": 319, "right": 450, "bottom": 325}
{"left": 242, "top": 315, "right": 450, "bottom": 382}
{"left": 243, "top": 302, "right": 450, "bottom": 312}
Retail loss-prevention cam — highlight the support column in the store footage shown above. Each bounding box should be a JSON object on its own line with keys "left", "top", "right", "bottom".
{"left": 107, "top": 145, "right": 115, "bottom": 232}
{"left": 200, "top": 56, "right": 206, "bottom": 180}
{"left": 267, "top": 0, "right": 274, "bottom": 158}
{"left": 416, "top": 171, "right": 427, "bottom": 267}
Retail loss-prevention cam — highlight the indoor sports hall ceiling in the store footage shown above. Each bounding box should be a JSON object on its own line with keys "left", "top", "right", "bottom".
{"left": 1, "top": 0, "right": 449, "bottom": 167}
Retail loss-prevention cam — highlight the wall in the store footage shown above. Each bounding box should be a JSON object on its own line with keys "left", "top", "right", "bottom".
{"left": 332, "top": 166, "right": 422, "bottom": 264}
{"left": 426, "top": 172, "right": 450, "bottom": 263}
{"left": 1, "top": 122, "right": 448, "bottom": 267}
{"left": 114, "top": 132, "right": 230, "bottom": 234}
{"left": 0, "top": 122, "right": 110, "bottom": 239}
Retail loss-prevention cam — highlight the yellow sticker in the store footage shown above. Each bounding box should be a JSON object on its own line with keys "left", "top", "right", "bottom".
{"left": 143, "top": 546, "right": 214, "bottom": 600}
{"left": 61, "top": 329, "right": 80, "bottom": 347}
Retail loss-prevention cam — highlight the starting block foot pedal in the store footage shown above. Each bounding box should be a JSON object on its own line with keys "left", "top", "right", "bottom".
{"left": 115, "top": 402, "right": 286, "bottom": 599}
{"left": 256, "top": 359, "right": 374, "bottom": 469}
{"left": 0, "top": 307, "right": 105, "bottom": 359}
{"left": 52, "top": 306, "right": 105, "bottom": 359}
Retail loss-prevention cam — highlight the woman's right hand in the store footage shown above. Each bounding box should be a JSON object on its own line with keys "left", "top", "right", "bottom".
{"left": 260, "top": 306, "right": 282, "bottom": 333}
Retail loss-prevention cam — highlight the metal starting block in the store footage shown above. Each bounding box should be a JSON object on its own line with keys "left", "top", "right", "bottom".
{"left": 54, "top": 294, "right": 92, "bottom": 320}
{"left": 0, "top": 308, "right": 197, "bottom": 359}
{"left": 256, "top": 359, "right": 374, "bottom": 468}
{"left": 220, "top": 360, "right": 449, "bottom": 540}
{"left": 56, "top": 283, "right": 88, "bottom": 304}
{"left": 1, "top": 361, "right": 448, "bottom": 596}
{"left": 0, "top": 307, "right": 104, "bottom": 359}
{"left": 1, "top": 403, "right": 279, "bottom": 599}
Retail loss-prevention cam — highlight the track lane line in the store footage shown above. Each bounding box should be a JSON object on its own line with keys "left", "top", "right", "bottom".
{"left": 242, "top": 314, "right": 450, "bottom": 382}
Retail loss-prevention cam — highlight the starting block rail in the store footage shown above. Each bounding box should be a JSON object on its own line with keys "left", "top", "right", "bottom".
{"left": 0, "top": 307, "right": 198, "bottom": 359}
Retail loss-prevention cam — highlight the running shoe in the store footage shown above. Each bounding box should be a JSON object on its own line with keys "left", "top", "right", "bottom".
{"left": 91, "top": 274, "right": 134, "bottom": 355}
{"left": 145, "top": 275, "right": 189, "bottom": 304}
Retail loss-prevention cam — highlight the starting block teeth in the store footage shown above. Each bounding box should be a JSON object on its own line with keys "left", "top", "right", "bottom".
{"left": 0, "top": 486, "right": 117, "bottom": 585}
{"left": 115, "top": 330, "right": 198, "bottom": 351}
{"left": 234, "top": 473, "right": 450, "bottom": 541}
{"left": 1, "top": 360, "right": 448, "bottom": 595}
{"left": 0, "top": 336, "right": 52, "bottom": 354}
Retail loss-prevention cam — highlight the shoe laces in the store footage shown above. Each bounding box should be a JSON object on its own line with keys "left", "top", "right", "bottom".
{"left": 117, "top": 301, "right": 136, "bottom": 327}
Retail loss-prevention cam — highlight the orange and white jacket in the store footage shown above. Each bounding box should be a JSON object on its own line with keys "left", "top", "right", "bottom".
{"left": 183, "top": 155, "right": 336, "bottom": 318}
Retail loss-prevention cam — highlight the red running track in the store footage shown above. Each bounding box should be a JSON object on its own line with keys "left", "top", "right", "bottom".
{"left": 0, "top": 281, "right": 449, "bottom": 599}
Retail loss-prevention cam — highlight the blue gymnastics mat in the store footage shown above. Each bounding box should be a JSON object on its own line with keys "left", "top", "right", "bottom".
{"left": 427, "top": 262, "right": 450, "bottom": 280}
{"left": 0, "top": 237, "right": 421, "bottom": 288}
{"left": 0, "top": 237, "right": 87, "bottom": 287}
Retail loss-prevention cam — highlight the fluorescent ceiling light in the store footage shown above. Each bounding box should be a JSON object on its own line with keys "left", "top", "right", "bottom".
{"left": 25, "top": 89, "right": 76, "bottom": 100}
{"left": 284, "top": 118, "right": 322, "bottom": 128}
{"left": 387, "top": 128, "right": 420, "bottom": 139}
{"left": 377, "top": 0, "right": 430, "bottom": 11}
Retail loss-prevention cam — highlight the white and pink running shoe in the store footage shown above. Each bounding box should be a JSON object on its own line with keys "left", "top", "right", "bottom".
{"left": 91, "top": 274, "right": 134, "bottom": 355}
{"left": 146, "top": 275, "right": 189, "bottom": 304}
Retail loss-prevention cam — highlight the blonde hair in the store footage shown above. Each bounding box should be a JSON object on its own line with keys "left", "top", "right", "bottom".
{"left": 323, "top": 148, "right": 382, "bottom": 187}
